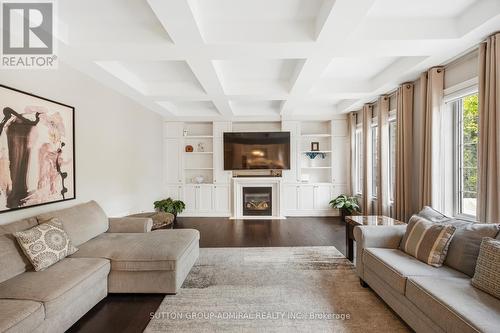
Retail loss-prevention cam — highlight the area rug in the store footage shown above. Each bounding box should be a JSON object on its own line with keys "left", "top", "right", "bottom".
{"left": 145, "top": 247, "right": 409, "bottom": 332}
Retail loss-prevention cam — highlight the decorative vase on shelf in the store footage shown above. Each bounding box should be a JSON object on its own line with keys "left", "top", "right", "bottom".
{"left": 197, "top": 142, "right": 205, "bottom": 152}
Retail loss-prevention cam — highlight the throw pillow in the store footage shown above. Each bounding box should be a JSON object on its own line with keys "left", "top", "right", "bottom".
{"left": 400, "top": 215, "right": 456, "bottom": 267}
{"left": 416, "top": 206, "right": 452, "bottom": 223}
{"left": 445, "top": 223, "right": 500, "bottom": 277}
{"left": 472, "top": 238, "right": 500, "bottom": 299}
{"left": 13, "top": 218, "right": 78, "bottom": 271}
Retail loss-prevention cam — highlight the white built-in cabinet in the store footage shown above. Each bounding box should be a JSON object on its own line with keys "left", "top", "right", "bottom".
{"left": 163, "top": 119, "right": 348, "bottom": 217}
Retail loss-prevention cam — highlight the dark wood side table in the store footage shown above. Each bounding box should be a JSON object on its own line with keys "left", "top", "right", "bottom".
{"left": 345, "top": 215, "right": 405, "bottom": 261}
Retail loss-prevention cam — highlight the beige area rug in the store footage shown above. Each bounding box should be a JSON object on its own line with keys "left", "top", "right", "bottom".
{"left": 145, "top": 247, "right": 410, "bottom": 332}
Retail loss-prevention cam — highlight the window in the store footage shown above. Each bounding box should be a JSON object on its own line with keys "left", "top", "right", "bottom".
{"left": 355, "top": 125, "right": 363, "bottom": 195}
{"left": 371, "top": 122, "right": 378, "bottom": 198}
{"left": 454, "top": 93, "right": 479, "bottom": 217}
{"left": 388, "top": 111, "right": 396, "bottom": 203}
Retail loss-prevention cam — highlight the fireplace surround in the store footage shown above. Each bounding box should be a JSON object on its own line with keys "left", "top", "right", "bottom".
{"left": 232, "top": 177, "right": 284, "bottom": 219}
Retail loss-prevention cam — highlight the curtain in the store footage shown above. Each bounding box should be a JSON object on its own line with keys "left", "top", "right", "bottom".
{"left": 395, "top": 83, "right": 414, "bottom": 222}
{"left": 377, "top": 95, "right": 390, "bottom": 216}
{"left": 348, "top": 112, "right": 357, "bottom": 196}
{"left": 419, "top": 67, "right": 444, "bottom": 210}
{"left": 362, "top": 104, "right": 373, "bottom": 214}
{"left": 477, "top": 33, "right": 500, "bottom": 223}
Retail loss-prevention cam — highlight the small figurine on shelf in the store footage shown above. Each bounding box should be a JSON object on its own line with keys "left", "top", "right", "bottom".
{"left": 197, "top": 142, "right": 205, "bottom": 152}
{"left": 183, "top": 129, "right": 188, "bottom": 137}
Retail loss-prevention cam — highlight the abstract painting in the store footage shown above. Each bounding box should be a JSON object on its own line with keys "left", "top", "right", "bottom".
{"left": 0, "top": 85, "right": 75, "bottom": 213}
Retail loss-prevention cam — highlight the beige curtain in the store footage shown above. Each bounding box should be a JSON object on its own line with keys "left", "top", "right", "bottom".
{"left": 362, "top": 104, "right": 373, "bottom": 214}
{"left": 477, "top": 33, "right": 500, "bottom": 223}
{"left": 348, "top": 112, "right": 357, "bottom": 195}
{"left": 419, "top": 67, "right": 444, "bottom": 210}
{"left": 377, "top": 95, "right": 390, "bottom": 216}
{"left": 395, "top": 83, "right": 414, "bottom": 222}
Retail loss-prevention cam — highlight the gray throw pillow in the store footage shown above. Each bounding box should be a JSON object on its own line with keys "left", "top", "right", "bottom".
{"left": 472, "top": 238, "right": 500, "bottom": 300}
{"left": 417, "top": 206, "right": 452, "bottom": 223}
{"left": 444, "top": 223, "right": 500, "bottom": 277}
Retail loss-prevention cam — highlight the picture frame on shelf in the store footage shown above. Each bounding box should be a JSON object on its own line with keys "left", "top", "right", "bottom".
{"left": 311, "top": 142, "right": 319, "bottom": 151}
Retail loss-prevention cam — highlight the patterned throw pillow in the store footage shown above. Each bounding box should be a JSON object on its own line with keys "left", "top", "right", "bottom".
{"left": 400, "top": 215, "right": 456, "bottom": 267}
{"left": 13, "top": 218, "right": 78, "bottom": 271}
{"left": 472, "top": 238, "right": 500, "bottom": 299}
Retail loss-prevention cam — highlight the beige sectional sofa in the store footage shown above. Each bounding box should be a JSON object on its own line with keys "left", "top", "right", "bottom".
{"left": 354, "top": 224, "right": 500, "bottom": 333}
{"left": 0, "top": 201, "right": 200, "bottom": 333}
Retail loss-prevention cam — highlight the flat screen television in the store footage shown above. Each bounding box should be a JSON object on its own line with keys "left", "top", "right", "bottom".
{"left": 223, "top": 132, "right": 290, "bottom": 170}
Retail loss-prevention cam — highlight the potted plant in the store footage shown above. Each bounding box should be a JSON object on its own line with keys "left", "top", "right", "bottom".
{"left": 329, "top": 194, "right": 360, "bottom": 221}
{"left": 153, "top": 198, "right": 186, "bottom": 222}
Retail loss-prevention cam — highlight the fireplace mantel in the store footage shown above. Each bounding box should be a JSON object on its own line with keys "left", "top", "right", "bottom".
{"left": 231, "top": 177, "right": 285, "bottom": 220}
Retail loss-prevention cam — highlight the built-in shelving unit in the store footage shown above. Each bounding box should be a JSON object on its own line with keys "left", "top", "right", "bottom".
{"left": 183, "top": 122, "right": 214, "bottom": 184}
{"left": 299, "top": 121, "right": 333, "bottom": 183}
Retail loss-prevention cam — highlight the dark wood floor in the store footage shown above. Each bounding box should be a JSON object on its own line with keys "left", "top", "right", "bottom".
{"left": 68, "top": 216, "right": 345, "bottom": 333}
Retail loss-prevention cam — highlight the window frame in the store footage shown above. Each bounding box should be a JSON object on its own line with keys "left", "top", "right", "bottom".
{"left": 371, "top": 117, "right": 378, "bottom": 200}
{"left": 355, "top": 124, "right": 363, "bottom": 196}
{"left": 388, "top": 110, "right": 397, "bottom": 205}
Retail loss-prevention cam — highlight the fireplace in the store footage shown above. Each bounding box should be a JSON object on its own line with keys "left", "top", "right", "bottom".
{"left": 242, "top": 187, "right": 272, "bottom": 216}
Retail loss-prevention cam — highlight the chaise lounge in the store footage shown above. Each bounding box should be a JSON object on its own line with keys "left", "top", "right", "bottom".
{"left": 0, "top": 201, "right": 200, "bottom": 332}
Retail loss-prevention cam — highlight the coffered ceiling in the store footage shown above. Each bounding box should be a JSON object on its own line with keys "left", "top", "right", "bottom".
{"left": 57, "top": 0, "right": 500, "bottom": 120}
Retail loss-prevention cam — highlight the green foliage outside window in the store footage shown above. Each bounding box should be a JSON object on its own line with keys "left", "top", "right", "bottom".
{"left": 462, "top": 95, "right": 478, "bottom": 198}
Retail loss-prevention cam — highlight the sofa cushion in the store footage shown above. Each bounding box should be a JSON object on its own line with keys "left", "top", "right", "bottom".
{"left": 70, "top": 229, "right": 200, "bottom": 271}
{"left": 400, "top": 215, "right": 456, "bottom": 267}
{"left": 0, "top": 257, "right": 110, "bottom": 318}
{"left": 37, "top": 201, "right": 109, "bottom": 246}
{"left": 406, "top": 276, "right": 500, "bottom": 333}
{"left": 0, "top": 218, "right": 38, "bottom": 283}
{"left": 0, "top": 299, "right": 44, "bottom": 333}
{"left": 364, "top": 248, "right": 466, "bottom": 295}
{"left": 445, "top": 223, "right": 500, "bottom": 277}
{"left": 13, "top": 218, "right": 78, "bottom": 271}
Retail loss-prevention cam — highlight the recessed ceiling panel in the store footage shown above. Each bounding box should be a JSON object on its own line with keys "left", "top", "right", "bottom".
{"left": 230, "top": 100, "right": 282, "bottom": 116}
{"left": 214, "top": 59, "right": 304, "bottom": 94}
{"left": 193, "top": 0, "right": 326, "bottom": 42}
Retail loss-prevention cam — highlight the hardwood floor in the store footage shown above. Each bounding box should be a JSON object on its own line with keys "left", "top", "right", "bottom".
{"left": 69, "top": 216, "right": 345, "bottom": 333}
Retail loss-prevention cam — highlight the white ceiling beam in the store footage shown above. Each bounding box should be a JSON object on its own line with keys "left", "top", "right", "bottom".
{"left": 355, "top": 18, "right": 458, "bottom": 40}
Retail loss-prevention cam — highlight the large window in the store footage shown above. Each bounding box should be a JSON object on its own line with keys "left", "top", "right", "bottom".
{"left": 388, "top": 111, "right": 396, "bottom": 203}
{"left": 371, "top": 122, "right": 378, "bottom": 198}
{"left": 355, "top": 125, "right": 363, "bottom": 195}
{"left": 454, "top": 93, "right": 479, "bottom": 217}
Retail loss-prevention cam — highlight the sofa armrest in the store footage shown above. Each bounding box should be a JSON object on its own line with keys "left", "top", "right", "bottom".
{"left": 107, "top": 217, "right": 153, "bottom": 233}
{"left": 353, "top": 225, "right": 407, "bottom": 280}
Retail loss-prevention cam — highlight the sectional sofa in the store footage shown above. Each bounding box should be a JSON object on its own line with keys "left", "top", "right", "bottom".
{"left": 0, "top": 201, "right": 200, "bottom": 333}
{"left": 354, "top": 222, "right": 500, "bottom": 333}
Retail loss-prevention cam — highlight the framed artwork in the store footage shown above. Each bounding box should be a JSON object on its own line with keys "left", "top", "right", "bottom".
{"left": 311, "top": 142, "right": 319, "bottom": 151}
{"left": 0, "top": 85, "right": 75, "bottom": 214}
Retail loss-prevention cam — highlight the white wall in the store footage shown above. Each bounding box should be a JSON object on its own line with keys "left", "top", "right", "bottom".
{"left": 0, "top": 62, "right": 163, "bottom": 224}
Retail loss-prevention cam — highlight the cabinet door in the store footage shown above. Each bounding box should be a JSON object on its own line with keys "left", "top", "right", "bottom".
{"left": 283, "top": 184, "right": 299, "bottom": 211}
{"left": 300, "top": 185, "right": 315, "bottom": 210}
{"left": 183, "top": 185, "right": 197, "bottom": 212}
{"left": 213, "top": 185, "right": 230, "bottom": 213}
{"left": 165, "top": 139, "right": 182, "bottom": 184}
{"left": 314, "top": 185, "right": 332, "bottom": 210}
{"left": 165, "top": 185, "right": 183, "bottom": 200}
{"left": 213, "top": 137, "right": 230, "bottom": 184}
{"left": 198, "top": 185, "right": 213, "bottom": 212}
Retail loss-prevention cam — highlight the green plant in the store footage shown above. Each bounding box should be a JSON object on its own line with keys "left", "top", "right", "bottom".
{"left": 154, "top": 198, "right": 186, "bottom": 216}
{"left": 329, "top": 194, "right": 360, "bottom": 215}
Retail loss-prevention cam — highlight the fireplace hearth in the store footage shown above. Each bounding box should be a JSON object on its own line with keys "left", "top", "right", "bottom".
{"left": 242, "top": 187, "right": 272, "bottom": 216}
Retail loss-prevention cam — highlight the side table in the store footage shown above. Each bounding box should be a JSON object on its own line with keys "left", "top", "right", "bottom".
{"left": 345, "top": 215, "right": 405, "bottom": 261}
